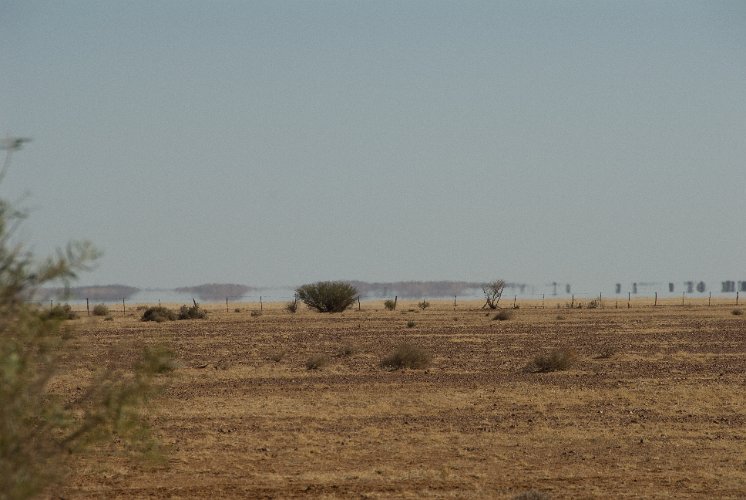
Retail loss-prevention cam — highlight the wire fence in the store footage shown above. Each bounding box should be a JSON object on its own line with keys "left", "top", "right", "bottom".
{"left": 29, "top": 290, "right": 743, "bottom": 317}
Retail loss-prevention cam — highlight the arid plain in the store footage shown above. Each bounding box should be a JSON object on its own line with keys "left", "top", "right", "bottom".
{"left": 54, "top": 299, "right": 745, "bottom": 498}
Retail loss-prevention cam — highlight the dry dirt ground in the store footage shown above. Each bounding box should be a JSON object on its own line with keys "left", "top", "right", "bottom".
{"left": 55, "top": 300, "right": 745, "bottom": 499}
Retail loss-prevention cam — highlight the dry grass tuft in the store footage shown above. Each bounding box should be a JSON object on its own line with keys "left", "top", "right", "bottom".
{"left": 533, "top": 348, "right": 577, "bottom": 372}
{"left": 380, "top": 344, "right": 431, "bottom": 370}
{"left": 305, "top": 354, "right": 330, "bottom": 370}
{"left": 493, "top": 309, "right": 515, "bottom": 321}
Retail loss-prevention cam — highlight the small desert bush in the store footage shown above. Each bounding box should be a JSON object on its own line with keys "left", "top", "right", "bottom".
{"left": 337, "top": 344, "right": 357, "bottom": 357}
{"left": 141, "top": 306, "right": 177, "bottom": 322}
{"left": 43, "top": 304, "right": 78, "bottom": 321}
{"left": 406, "top": 320, "right": 416, "bottom": 328}
{"left": 380, "top": 344, "right": 431, "bottom": 370}
{"left": 234, "top": 308, "right": 241, "bottom": 313}
{"left": 587, "top": 299, "right": 600, "bottom": 309}
{"left": 383, "top": 299, "right": 396, "bottom": 311}
{"left": 178, "top": 304, "right": 207, "bottom": 320}
{"left": 305, "top": 354, "right": 329, "bottom": 370}
{"left": 533, "top": 348, "right": 577, "bottom": 372}
{"left": 286, "top": 301, "right": 298, "bottom": 313}
{"left": 92, "top": 303, "right": 109, "bottom": 316}
{"left": 104, "top": 315, "right": 114, "bottom": 321}
{"left": 250, "top": 310, "right": 262, "bottom": 317}
{"left": 732, "top": 308, "right": 743, "bottom": 316}
{"left": 493, "top": 309, "right": 514, "bottom": 321}
{"left": 296, "top": 281, "right": 358, "bottom": 313}
{"left": 418, "top": 300, "right": 430, "bottom": 310}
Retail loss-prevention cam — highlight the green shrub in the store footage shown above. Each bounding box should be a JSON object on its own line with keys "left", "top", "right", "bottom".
{"left": 406, "top": 320, "right": 416, "bottom": 328}
{"left": 43, "top": 304, "right": 78, "bottom": 321}
{"left": 296, "top": 281, "right": 358, "bottom": 313}
{"left": 92, "top": 303, "right": 109, "bottom": 316}
{"left": 380, "top": 344, "right": 431, "bottom": 370}
{"left": 533, "top": 348, "right": 576, "bottom": 372}
{"left": 178, "top": 304, "right": 207, "bottom": 320}
{"left": 286, "top": 300, "right": 298, "bottom": 313}
{"left": 305, "top": 354, "right": 329, "bottom": 370}
{"left": 493, "top": 309, "right": 514, "bottom": 321}
{"left": 141, "top": 306, "right": 177, "bottom": 322}
{"left": 0, "top": 196, "right": 173, "bottom": 498}
{"left": 418, "top": 300, "right": 430, "bottom": 310}
{"left": 383, "top": 299, "right": 396, "bottom": 311}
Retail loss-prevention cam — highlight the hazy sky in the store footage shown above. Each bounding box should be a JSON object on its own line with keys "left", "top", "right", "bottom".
{"left": 1, "top": 1, "right": 744, "bottom": 293}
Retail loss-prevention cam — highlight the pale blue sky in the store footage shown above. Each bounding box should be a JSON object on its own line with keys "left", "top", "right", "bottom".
{"left": 1, "top": 1, "right": 744, "bottom": 293}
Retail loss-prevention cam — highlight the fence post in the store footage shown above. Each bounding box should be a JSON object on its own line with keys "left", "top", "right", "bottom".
{"left": 654, "top": 292, "right": 657, "bottom": 307}
{"left": 627, "top": 292, "right": 630, "bottom": 309}
{"left": 394, "top": 295, "right": 398, "bottom": 309}
{"left": 599, "top": 292, "right": 602, "bottom": 308}
{"left": 513, "top": 295, "right": 517, "bottom": 308}
{"left": 259, "top": 296, "right": 263, "bottom": 311}
{"left": 122, "top": 298, "right": 126, "bottom": 316}
{"left": 708, "top": 292, "right": 712, "bottom": 306}
{"left": 542, "top": 294, "right": 545, "bottom": 309}
{"left": 571, "top": 294, "right": 574, "bottom": 308}
{"left": 86, "top": 298, "right": 90, "bottom": 316}
{"left": 226, "top": 297, "right": 229, "bottom": 313}
{"left": 737, "top": 291, "right": 740, "bottom": 306}
{"left": 682, "top": 292, "right": 685, "bottom": 306}
{"left": 454, "top": 295, "right": 457, "bottom": 308}
{"left": 357, "top": 296, "right": 361, "bottom": 311}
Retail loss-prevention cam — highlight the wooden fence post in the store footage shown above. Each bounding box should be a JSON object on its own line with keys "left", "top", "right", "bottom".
{"left": 682, "top": 292, "right": 685, "bottom": 306}
{"left": 226, "top": 297, "right": 229, "bottom": 313}
{"left": 394, "top": 295, "right": 398, "bottom": 309}
{"left": 542, "top": 294, "right": 545, "bottom": 309}
{"left": 737, "top": 291, "right": 740, "bottom": 306}
{"left": 122, "top": 298, "right": 126, "bottom": 316}
{"left": 654, "top": 292, "right": 657, "bottom": 307}
{"left": 709, "top": 292, "right": 712, "bottom": 306}
{"left": 627, "top": 292, "right": 630, "bottom": 309}
{"left": 571, "top": 295, "right": 575, "bottom": 308}
{"left": 260, "top": 296, "right": 263, "bottom": 311}
{"left": 357, "top": 296, "right": 361, "bottom": 311}
{"left": 86, "top": 298, "right": 90, "bottom": 316}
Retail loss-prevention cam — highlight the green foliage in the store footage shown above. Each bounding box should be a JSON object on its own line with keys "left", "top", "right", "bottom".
{"left": 383, "top": 299, "right": 396, "bottom": 311}
{"left": 178, "top": 304, "right": 207, "bottom": 320}
{"left": 141, "top": 306, "right": 177, "bottom": 322}
{"left": 0, "top": 197, "right": 173, "bottom": 499}
{"left": 296, "top": 281, "right": 358, "bottom": 313}
{"left": 380, "top": 343, "right": 431, "bottom": 370}
{"left": 92, "top": 303, "right": 109, "bottom": 316}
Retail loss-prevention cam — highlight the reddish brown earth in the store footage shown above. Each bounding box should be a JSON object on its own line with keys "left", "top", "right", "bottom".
{"left": 56, "top": 300, "right": 745, "bottom": 498}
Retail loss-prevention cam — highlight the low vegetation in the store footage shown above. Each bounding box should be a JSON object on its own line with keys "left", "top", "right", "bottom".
{"left": 141, "top": 306, "right": 177, "bottom": 322}
{"left": 482, "top": 279, "right": 505, "bottom": 309}
{"left": 305, "top": 354, "right": 330, "bottom": 370}
{"left": 381, "top": 344, "right": 431, "bottom": 370}
{"left": 178, "top": 303, "right": 207, "bottom": 320}
{"left": 296, "top": 281, "right": 358, "bottom": 313}
{"left": 43, "top": 304, "right": 78, "bottom": 320}
{"left": 418, "top": 300, "right": 430, "bottom": 310}
{"left": 493, "top": 309, "right": 515, "bottom": 321}
{"left": 406, "top": 320, "right": 416, "bottom": 328}
{"left": 383, "top": 299, "right": 396, "bottom": 311}
{"left": 732, "top": 308, "right": 743, "bottom": 316}
{"left": 92, "top": 303, "right": 109, "bottom": 316}
{"left": 533, "top": 348, "right": 577, "bottom": 372}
